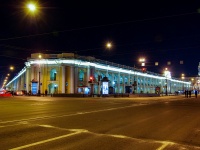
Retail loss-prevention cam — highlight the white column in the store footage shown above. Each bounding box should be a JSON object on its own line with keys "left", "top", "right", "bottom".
{"left": 98, "top": 70, "right": 101, "bottom": 95}
{"left": 31, "top": 66, "right": 34, "bottom": 81}
{"left": 62, "top": 66, "right": 65, "bottom": 93}
{"left": 106, "top": 69, "right": 108, "bottom": 77}
{"left": 87, "top": 66, "right": 90, "bottom": 86}
{"left": 21, "top": 74, "right": 24, "bottom": 90}
{"left": 118, "top": 72, "right": 120, "bottom": 93}
{"left": 135, "top": 73, "right": 138, "bottom": 93}
{"left": 70, "top": 66, "right": 75, "bottom": 93}
{"left": 123, "top": 75, "right": 125, "bottom": 93}
{"left": 26, "top": 67, "right": 30, "bottom": 92}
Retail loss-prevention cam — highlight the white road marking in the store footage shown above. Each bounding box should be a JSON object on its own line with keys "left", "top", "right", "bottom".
{"left": 39, "top": 124, "right": 55, "bottom": 128}
{"left": 39, "top": 124, "right": 88, "bottom": 133}
{"left": 156, "top": 141, "right": 174, "bottom": 150}
{"left": 17, "top": 121, "right": 28, "bottom": 124}
{"left": 0, "top": 121, "right": 30, "bottom": 128}
{"left": 110, "top": 135, "right": 129, "bottom": 139}
{"left": 0, "top": 104, "right": 142, "bottom": 124}
{"left": 9, "top": 131, "right": 83, "bottom": 150}
{"left": 85, "top": 130, "right": 200, "bottom": 149}
{"left": 7, "top": 123, "right": 200, "bottom": 150}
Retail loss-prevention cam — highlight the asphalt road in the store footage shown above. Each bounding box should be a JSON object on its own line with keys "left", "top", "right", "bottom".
{"left": 1, "top": 95, "right": 200, "bottom": 150}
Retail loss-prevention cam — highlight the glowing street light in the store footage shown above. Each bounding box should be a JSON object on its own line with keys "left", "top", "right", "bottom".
{"left": 139, "top": 57, "right": 146, "bottom": 67}
{"left": 164, "top": 68, "right": 171, "bottom": 96}
{"left": 27, "top": 3, "right": 36, "bottom": 12}
{"left": 181, "top": 73, "right": 185, "bottom": 80}
{"left": 38, "top": 54, "right": 42, "bottom": 96}
{"left": 10, "top": 66, "right": 14, "bottom": 71}
{"left": 25, "top": 2, "right": 40, "bottom": 18}
{"left": 106, "top": 42, "right": 112, "bottom": 49}
{"left": 139, "top": 58, "right": 145, "bottom": 62}
{"left": 38, "top": 54, "right": 42, "bottom": 59}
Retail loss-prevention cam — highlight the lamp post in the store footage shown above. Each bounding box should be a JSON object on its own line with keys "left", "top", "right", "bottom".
{"left": 181, "top": 73, "right": 185, "bottom": 91}
{"left": 191, "top": 78, "right": 194, "bottom": 90}
{"left": 38, "top": 54, "right": 42, "bottom": 96}
{"left": 164, "top": 68, "right": 171, "bottom": 96}
{"left": 27, "top": 3, "right": 36, "bottom": 12}
{"left": 106, "top": 42, "right": 112, "bottom": 49}
{"left": 38, "top": 69, "right": 41, "bottom": 96}
{"left": 24, "top": 2, "right": 41, "bottom": 23}
{"left": 139, "top": 57, "right": 146, "bottom": 67}
{"left": 164, "top": 68, "right": 168, "bottom": 96}
{"left": 26, "top": 2, "right": 38, "bottom": 15}
{"left": 10, "top": 66, "right": 14, "bottom": 71}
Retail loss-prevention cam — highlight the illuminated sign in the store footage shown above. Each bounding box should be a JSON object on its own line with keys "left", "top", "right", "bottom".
{"left": 102, "top": 82, "right": 108, "bottom": 94}
{"left": 32, "top": 82, "right": 38, "bottom": 95}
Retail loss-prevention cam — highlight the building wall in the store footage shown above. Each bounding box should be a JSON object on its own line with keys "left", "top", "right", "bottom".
{"left": 6, "top": 53, "right": 191, "bottom": 95}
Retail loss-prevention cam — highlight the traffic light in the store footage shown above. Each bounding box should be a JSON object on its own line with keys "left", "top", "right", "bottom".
{"left": 90, "top": 76, "right": 93, "bottom": 81}
{"left": 89, "top": 76, "right": 94, "bottom": 83}
{"left": 142, "top": 68, "right": 146, "bottom": 73}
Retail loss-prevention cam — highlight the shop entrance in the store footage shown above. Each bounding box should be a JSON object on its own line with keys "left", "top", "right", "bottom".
{"left": 48, "top": 83, "right": 58, "bottom": 94}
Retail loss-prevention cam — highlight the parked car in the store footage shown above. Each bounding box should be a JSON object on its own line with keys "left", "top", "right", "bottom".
{"left": 0, "top": 89, "right": 12, "bottom": 97}
{"left": 21, "top": 90, "right": 27, "bottom": 95}
{"left": 15, "top": 90, "right": 24, "bottom": 96}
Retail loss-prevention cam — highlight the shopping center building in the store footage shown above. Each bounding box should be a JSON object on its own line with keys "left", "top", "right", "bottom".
{"left": 6, "top": 53, "right": 191, "bottom": 95}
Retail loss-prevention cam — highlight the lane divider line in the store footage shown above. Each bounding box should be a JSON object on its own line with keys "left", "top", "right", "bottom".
{"left": 1, "top": 104, "right": 143, "bottom": 124}
{"left": 8, "top": 123, "right": 200, "bottom": 150}
{"left": 156, "top": 141, "right": 174, "bottom": 150}
{"left": 9, "top": 131, "right": 83, "bottom": 150}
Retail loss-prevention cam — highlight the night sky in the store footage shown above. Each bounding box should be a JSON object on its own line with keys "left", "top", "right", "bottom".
{"left": 1, "top": 1, "right": 200, "bottom": 82}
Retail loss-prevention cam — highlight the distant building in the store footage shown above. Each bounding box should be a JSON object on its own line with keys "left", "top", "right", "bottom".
{"left": 179, "top": 62, "right": 200, "bottom": 91}
{"left": 6, "top": 53, "right": 190, "bottom": 95}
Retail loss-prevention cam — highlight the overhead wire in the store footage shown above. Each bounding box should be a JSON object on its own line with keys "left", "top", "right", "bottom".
{"left": 0, "top": 11, "right": 199, "bottom": 79}
{"left": 0, "top": 12, "right": 198, "bottom": 41}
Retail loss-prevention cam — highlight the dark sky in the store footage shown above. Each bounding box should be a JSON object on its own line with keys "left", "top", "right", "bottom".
{"left": 1, "top": 1, "right": 200, "bottom": 82}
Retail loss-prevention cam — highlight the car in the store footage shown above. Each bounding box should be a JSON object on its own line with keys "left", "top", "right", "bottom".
{"left": 0, "top": 89, "right": 12, "bottom": 97}
{"left": 21, "top": 90, "right": 27, "bottom": 95}
{"left": 15, "top": 91, "right": 24, "bottom": 96}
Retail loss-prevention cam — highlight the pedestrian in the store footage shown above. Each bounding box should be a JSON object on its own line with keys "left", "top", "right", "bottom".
{"left": 45, "top": 89, "right": 48, "bottom": 96}
{"left": 185, "top": 90, "right": 187, "bottom": 97}
{"left": 186, "top": 90, "right": 189, "bottom": 98}
{"left": 189, "top": 90, "right": 191, "bottom": 98}
{"left": 29, "top": 90, "right": 31, "bottom": 96}
{"left": 195, "top": 90, "right": 198, "bottom": 98}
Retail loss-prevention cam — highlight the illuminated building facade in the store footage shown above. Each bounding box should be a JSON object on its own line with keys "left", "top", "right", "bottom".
{"left": 6, "top": 53, "right": 191, "bottom": 95}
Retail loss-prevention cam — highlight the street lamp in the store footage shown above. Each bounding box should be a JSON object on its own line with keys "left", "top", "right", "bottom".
{"left": 27, "top": 3, "right": 36, "bottom": 12}
{"left": 139, "top": 57, "right": 146, "bottom": 67}
{"left": 106, "top": 42, "right": 112, "bottom": 49}
{"left": 26, "top": 2, "right": 38, "bottom": 14}
{"left": 10, "top": 66, "right": 14, "bottom": 71}
{"left": 139, "top": 58, "right": 145, "bottom": 62}
{"left": 181, "top": 73, "right": 185, "bottom": 91}
{"left": 181, "top": 73, "right": 185, "bottom": 80}
{"left": 164, "top": 68, "right": 171, "bottom": 96}
{"left": 38, "top": 54, "right": 42, "bottom": 96}
{"left": 24, "top": 2, "right": 41, "bottom": 20}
